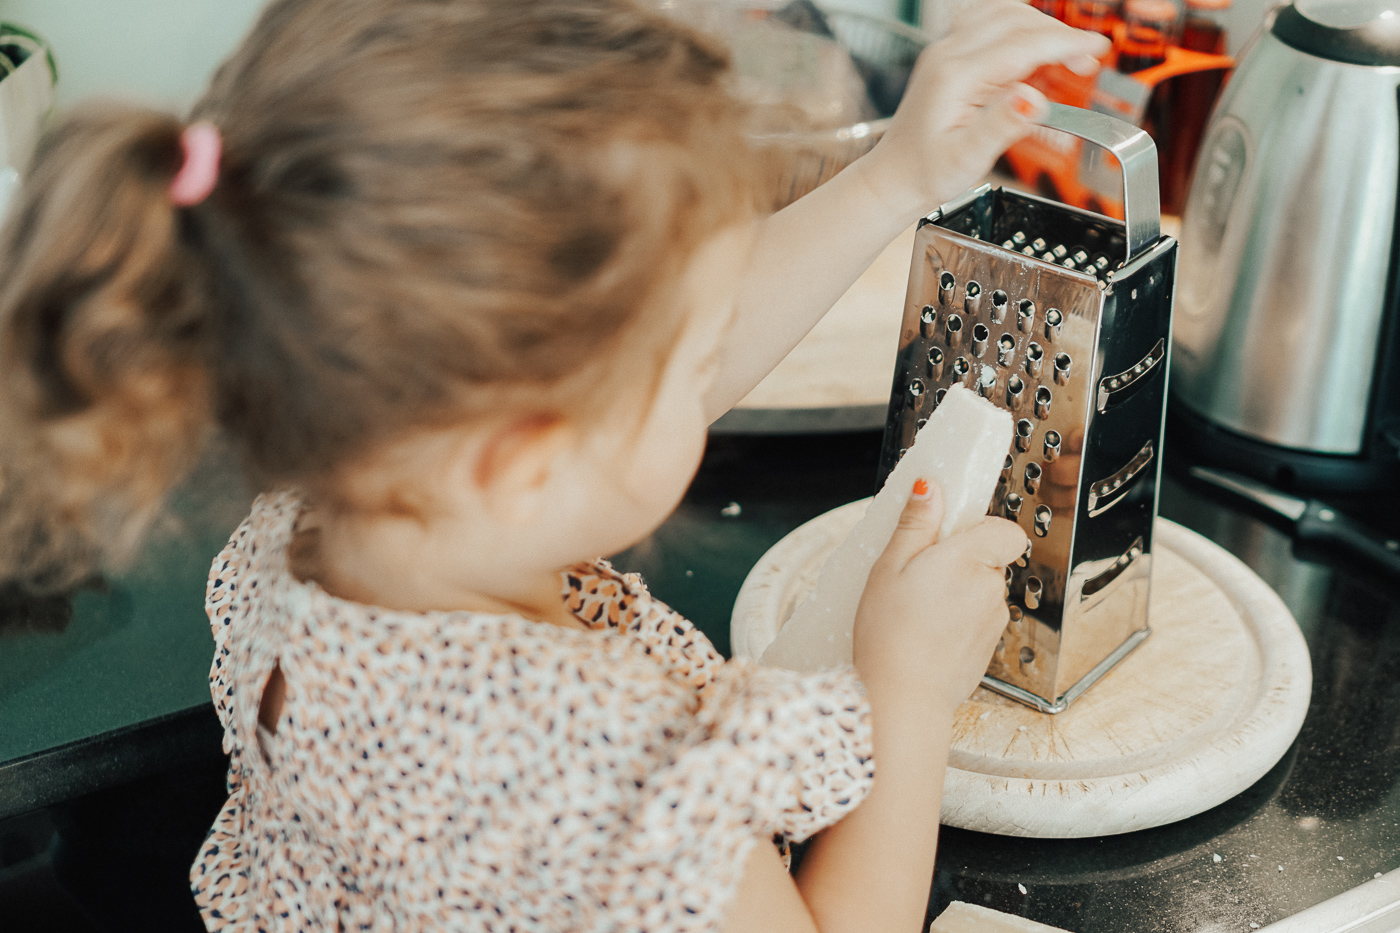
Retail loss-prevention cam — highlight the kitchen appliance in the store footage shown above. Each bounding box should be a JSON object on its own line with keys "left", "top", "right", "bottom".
{"left": 1171, "top": 0, "right": 1400, "bottom": 493}
{"left": 877, "top": 103, "right": 1176, "bottom": 713}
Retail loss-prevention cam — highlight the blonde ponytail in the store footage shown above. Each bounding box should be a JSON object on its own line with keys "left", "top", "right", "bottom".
{"left": 0, "top": 0, "right": 761, "bottom": 597}
{"left": 0, "top": 103, "right": 213, "bottom": 593}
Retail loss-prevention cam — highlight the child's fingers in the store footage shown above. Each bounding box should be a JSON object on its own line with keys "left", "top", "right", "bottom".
{"left": 901, "top": 17, "right": 1105, "bottom": 132}
{"left": 877, "top": 476, "right": 947, "bottom": 573}
{"left": 951, "top": 1, "right": 1111, "bottom": 59}
{"left": 952, "top": 83, "right": 1050, "bottom": 165}
{"left": 979, "top": 518, "right": 1030, "bottom": 569}
{"left": 953, "top": 30, "right": 1108, "bottom": 90}
{"left": 947, "top": 0, "right": 1047, "bottom": 39}
{"left": 944, "top": 11, "right": 1110, "bottom": 86}
{"left": 937, "top": 516, "right": 1029, "bottom": 571}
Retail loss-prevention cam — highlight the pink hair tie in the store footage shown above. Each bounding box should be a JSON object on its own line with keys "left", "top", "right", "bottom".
{"left": 169, "top": 122, "right": 222, "bottom": 207}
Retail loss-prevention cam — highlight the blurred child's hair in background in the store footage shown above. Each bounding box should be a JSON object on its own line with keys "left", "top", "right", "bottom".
{"left": 0, "top": 0, "right": 759, "bottom": 595}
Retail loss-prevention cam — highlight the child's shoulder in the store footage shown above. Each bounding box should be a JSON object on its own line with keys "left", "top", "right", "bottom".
{"left": 204, "top": 496, "right": 713, "bottom": 719}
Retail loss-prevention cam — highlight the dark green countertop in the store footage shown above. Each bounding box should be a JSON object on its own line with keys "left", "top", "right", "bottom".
{"left": 3, "top": 427, "right": 1399, "bottom": 933}
{"left": 0, "top": 455, "right": 250, "bottom": 816}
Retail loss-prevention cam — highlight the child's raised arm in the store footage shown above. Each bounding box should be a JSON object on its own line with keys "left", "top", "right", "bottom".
{"left": 704, "top": 2, "right": 1109, "bottom": 421}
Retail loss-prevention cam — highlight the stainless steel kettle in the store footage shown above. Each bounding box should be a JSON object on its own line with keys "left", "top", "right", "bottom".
{"left": 1171, "top": 0, "right": 1400, "bottom": 493}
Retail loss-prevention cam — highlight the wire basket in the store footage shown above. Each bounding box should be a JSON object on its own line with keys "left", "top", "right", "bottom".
{"left": 749, "top": 8, "right": 928, "bottom": 210}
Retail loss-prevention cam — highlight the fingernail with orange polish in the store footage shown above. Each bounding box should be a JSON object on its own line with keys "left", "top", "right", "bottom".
{"left": 912, "top": 478, "right": 930, "bottom": 499}
{"left": 1011, "top": 84, "right": 1048, "bottom": 121}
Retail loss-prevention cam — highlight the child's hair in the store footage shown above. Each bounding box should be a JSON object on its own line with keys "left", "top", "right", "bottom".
{"left": 0, "top": 0, "right": 758, "bottom": 595}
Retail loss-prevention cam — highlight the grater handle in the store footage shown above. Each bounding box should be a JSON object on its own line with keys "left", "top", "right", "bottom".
{"left": 1039, "top": 102, "right": 1161, "bottom": 264}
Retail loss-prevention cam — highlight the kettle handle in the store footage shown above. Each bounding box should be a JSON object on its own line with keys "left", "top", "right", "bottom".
{"left": 1039, "top": 102, "right": 1161, "bottom": 264}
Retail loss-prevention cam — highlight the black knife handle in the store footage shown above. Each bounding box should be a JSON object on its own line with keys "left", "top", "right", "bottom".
{"left": 1296, "top": 501, "right": 1400, "bottom": 582}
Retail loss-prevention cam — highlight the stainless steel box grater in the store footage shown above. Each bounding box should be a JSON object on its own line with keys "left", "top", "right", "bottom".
{"left": 876, "top": 104, "right": 1176, "bottom": 713}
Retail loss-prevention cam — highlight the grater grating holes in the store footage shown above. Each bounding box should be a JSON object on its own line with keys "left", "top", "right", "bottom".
{"left": 972, "top": 323, "right": 989, "bottom": 358}
{"left": 1015, "top": 418, "right": 1034, "bottom": 452}
{"left": 946, "top": 313, "right": 964, "bottom": 349}
{"left": 927, "top": 346, "right": 944, "bottom": 380}
{"left": 1025, "top": 342, "right": 1044, "bottom": 377}
{"left": 1053, "top": 352, "right": 1072, "bottom": 385}
{"left": 1024, "top": 462, "right": 1042, "bottom": 496}
{"left": 1033, "top": 505, "right": 1052, "bottom": 537}
{"left": 1034, "top": 386, "right": 1052, "bottom": 420}
{"left": 997, "top": 333, "right": 1016, "bottom": 367}
{"left": 920, "top": 305, "right": 937, "bottom": 338}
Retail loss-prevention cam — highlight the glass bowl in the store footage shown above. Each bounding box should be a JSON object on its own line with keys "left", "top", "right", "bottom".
{"left": 746, "top": 8, "right": 928, "bottom": 210}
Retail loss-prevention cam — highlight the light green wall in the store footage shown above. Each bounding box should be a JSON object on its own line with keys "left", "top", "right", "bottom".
{"left": 0, "top": 0, "right": 1272, "bottom": 118}
{"left": 2, "top": 0, "right": 915, "bottom": 116}
{"left": 0, "top": 0, "right": 264, "bottom": 112}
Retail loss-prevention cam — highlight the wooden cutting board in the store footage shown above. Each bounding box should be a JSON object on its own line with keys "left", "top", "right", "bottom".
{"left": 731, "top": 506, "right": 1312, "bottom": 838}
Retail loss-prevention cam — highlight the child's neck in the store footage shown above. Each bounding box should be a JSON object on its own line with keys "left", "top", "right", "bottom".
{"left": 289, "top": 503, "right": 587, "bottom": 631}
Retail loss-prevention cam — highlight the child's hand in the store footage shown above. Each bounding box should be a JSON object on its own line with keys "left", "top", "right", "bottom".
{"left": 853, "top": 478, "right": 1028, "bottom": 715}
{"left": 858, "top": 1, "right": 1112, "bottom": 213}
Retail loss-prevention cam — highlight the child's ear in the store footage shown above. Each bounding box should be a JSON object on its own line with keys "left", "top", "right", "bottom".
{"left": 463, "top": 412, "right": 579, "bottom": 525}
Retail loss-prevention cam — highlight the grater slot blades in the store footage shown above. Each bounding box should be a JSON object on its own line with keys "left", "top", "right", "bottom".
{"left": 1086, "top": 440, "right": 1155, "bottom": 517}
{"left": 1080, "top": 536, "right": 1145, "bottom": 603}
{"left": 1098, "top": 337, "right": 1166, "bottom": 412}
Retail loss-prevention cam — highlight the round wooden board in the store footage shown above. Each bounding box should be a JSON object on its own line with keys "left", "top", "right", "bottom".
{"left": 731, "top": 504, "right": 1313, "bottom": 838}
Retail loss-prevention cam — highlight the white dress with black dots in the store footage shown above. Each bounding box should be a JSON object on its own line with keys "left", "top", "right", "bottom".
{"left": 190, "top": 492, "right": 875, "bottom": 932}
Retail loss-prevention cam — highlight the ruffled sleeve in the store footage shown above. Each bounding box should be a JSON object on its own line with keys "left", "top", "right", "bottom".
{"left": 599, "top": 659, "right": 873, "bottom": 931}
{"left": 689, "top": 660, "right": 874, "bottom": 842}
{"left": 565, "top": 561, "right": 875, "bottom": 837}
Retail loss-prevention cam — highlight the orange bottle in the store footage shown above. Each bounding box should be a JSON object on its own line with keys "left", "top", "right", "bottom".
{"left": 1182, "top": 0, "right": 1229, "bottom": 54}
{"left": 1064, "top": 0, "right": 1121, "bottom": 37}
{"left": 1161, "top": 0, "right": 1231, "bottom": 211}
{"left": 1116, "top": 0, "right": 1184, "bottom": 73}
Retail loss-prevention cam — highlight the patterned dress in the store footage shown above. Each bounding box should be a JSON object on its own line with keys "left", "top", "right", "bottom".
{"left": 190, "top": 492, "right": 874, "bottom": 932}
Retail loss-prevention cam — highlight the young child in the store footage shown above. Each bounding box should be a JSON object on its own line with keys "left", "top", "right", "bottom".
{"left": 0, "top": 1, "right": 1105, "bottom": 929}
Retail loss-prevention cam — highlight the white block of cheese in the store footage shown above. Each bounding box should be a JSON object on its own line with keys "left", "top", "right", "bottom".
{"left": 929, "top": 902, "right": 1076, "bottom": 933}
{"left": 760, "top": 385, "right": 1012, "bottom": 672}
